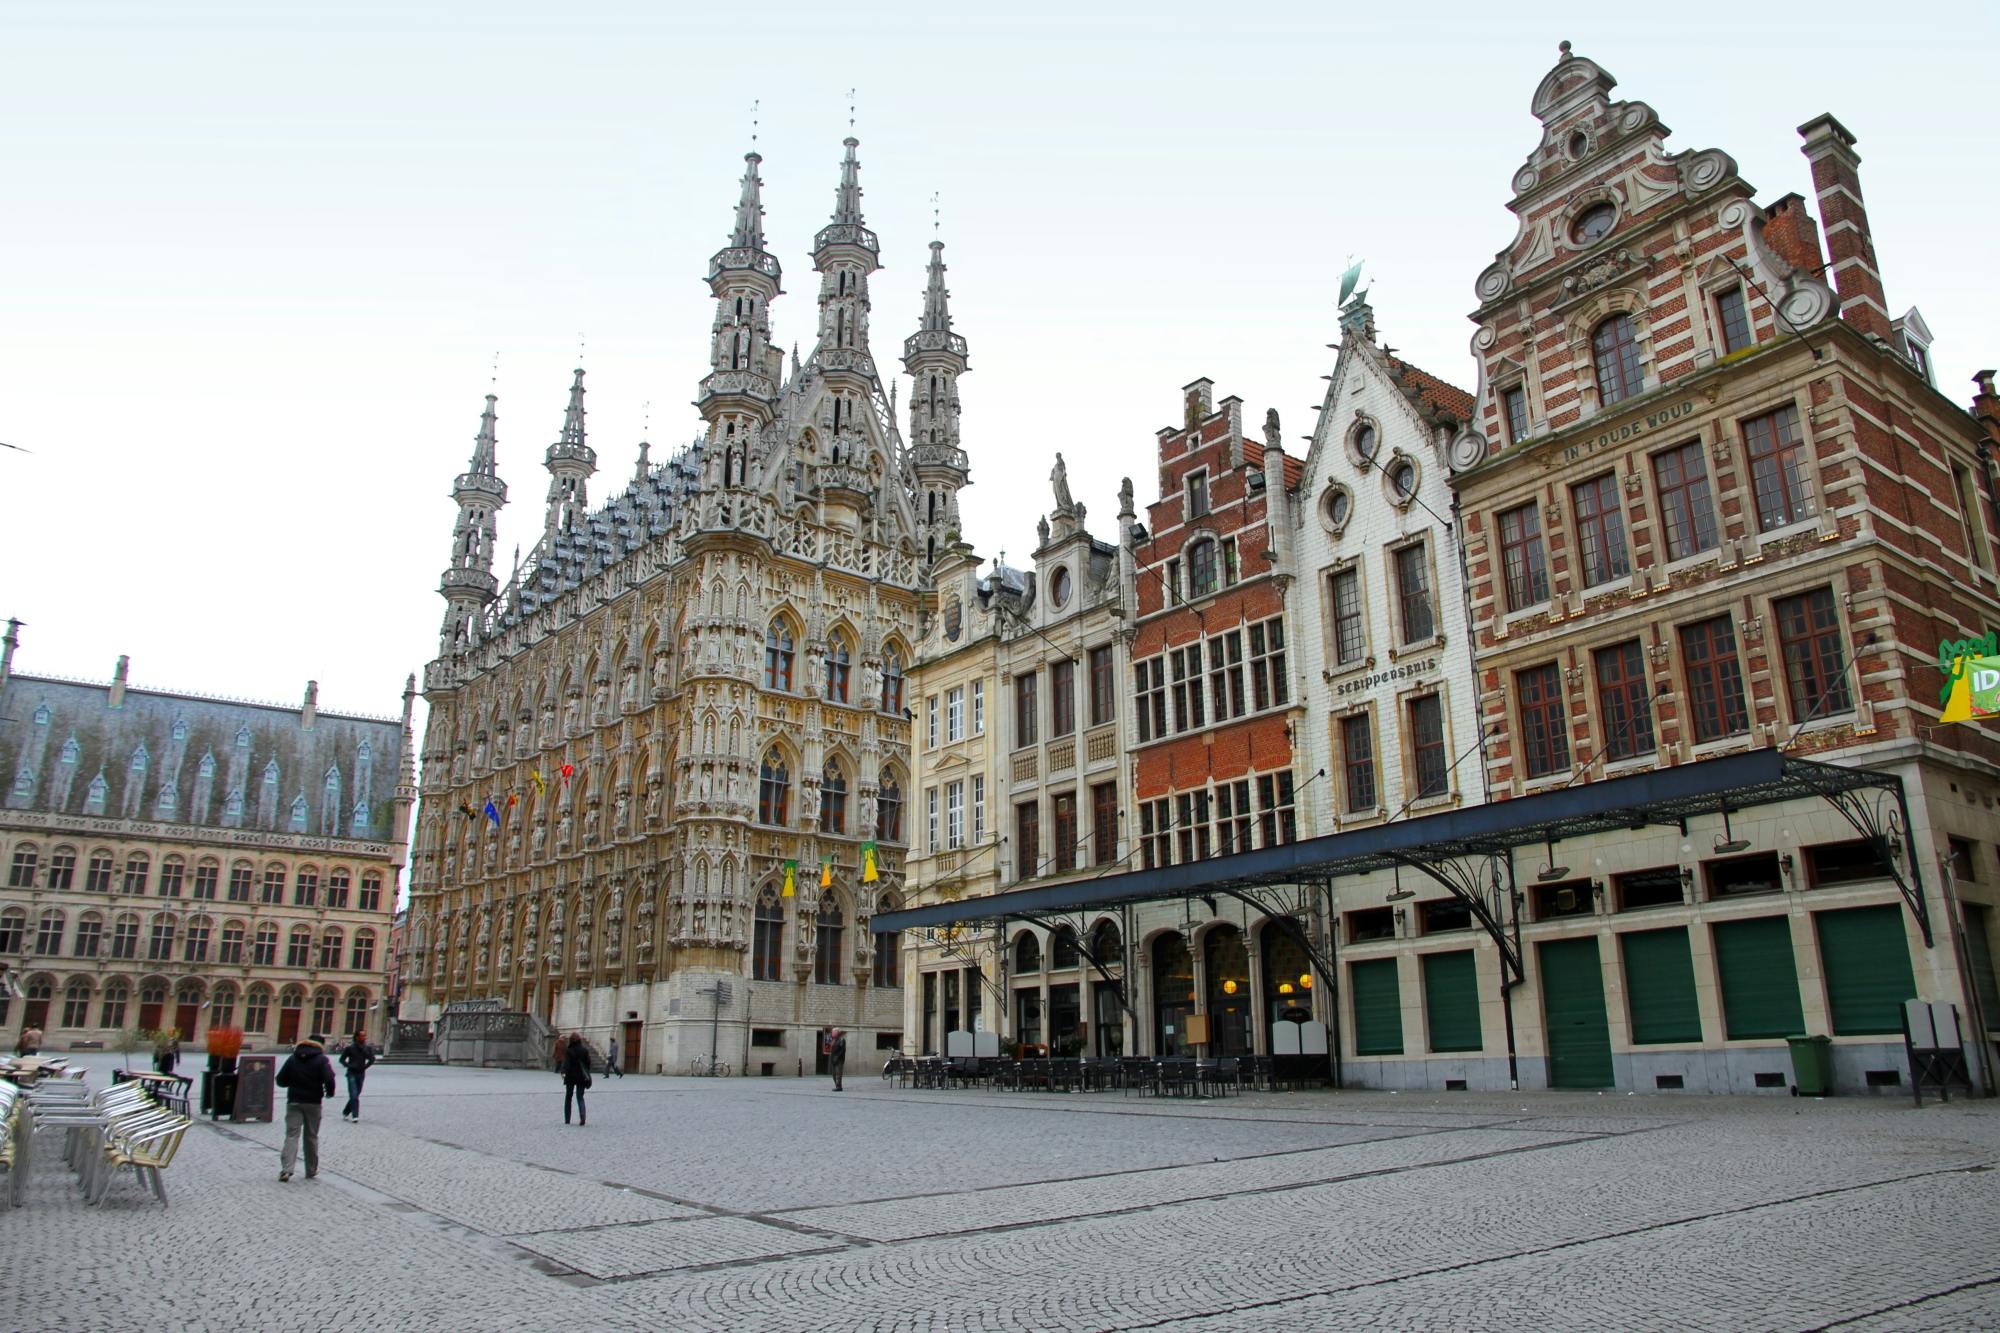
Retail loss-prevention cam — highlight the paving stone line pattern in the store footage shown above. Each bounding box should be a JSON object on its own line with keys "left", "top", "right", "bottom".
{"left": 3, "top": 1055, "right": 1996, "bottom": 1333}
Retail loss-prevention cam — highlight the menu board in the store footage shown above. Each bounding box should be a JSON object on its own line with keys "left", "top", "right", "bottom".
{"left": 234, "top": 1055, "right": 276, "bottom": 1122}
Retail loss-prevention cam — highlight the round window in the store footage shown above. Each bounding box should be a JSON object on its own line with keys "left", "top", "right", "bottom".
{"left": 1388, "top": 460, "right": 1417, "bottom": 501}
{"left": 1352, "top": 422, "right": 1378, "bottom": 462}
{"left": 1571, "top": 202, "right": 1616, "bottom": 244}
{"left": 1567, "top": 130, "right": 1589, "bottom": 160}
{"left": 1321, "top": 487, "right": 1352, "bottom": 532}
{"left": 1051, "top": 566, "right": 1072, "bottom": 608}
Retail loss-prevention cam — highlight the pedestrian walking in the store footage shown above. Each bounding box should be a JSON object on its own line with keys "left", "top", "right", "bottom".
{"left": 605, "top": 1037, "right": 624, "bottom": 1078}
{"left": 560, "top": 1030, "right": 592, "bottom": 1126}
{"left": 827, "top": 1027, "right": 847, "bottom": 1092}
{"left": 339, "top": 1028, "right": 377, "bottom": 1120}
{"left": 275, "top": 1033, "right": 337, "bottom": 1182}
{"left": 17, "top": 1025, "right": 42, "bottom": 1056}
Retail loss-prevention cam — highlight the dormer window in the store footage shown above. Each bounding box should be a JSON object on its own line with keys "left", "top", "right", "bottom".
{"left": 1571, "top": 203, "right": 1616, "bottom": 244}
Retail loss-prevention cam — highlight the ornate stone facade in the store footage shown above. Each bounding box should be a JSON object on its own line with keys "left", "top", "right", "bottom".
{"left": 0, "top": 628, "right": 411, "bottom": 1052}
{"left": 408, "top": 141, "right": 969, "bottom": 1075}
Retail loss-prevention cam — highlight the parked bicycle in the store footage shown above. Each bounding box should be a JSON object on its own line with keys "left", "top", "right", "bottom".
{"left": 688, "top": 1054, "right": 731, "bottom": 1078}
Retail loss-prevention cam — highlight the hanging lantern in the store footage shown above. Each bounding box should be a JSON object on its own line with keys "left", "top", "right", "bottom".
{"left": 1222, "top": 979, "right": 1238, "bottom": 995}
{"left": 1299, "top": 973, "right": 1313, "bottom": 990}
{"left": 1277, "top": 981, "right": 1294, "bottom": 996}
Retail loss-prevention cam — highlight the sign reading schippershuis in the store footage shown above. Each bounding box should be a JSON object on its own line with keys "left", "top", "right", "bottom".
{"left": 1939, "top": 631, "right": 2000, "bottom": 726}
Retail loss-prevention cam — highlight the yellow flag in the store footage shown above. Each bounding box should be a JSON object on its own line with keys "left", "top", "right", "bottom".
{"left": 862, "top": 841, "right": 879, "bottom": 883}
{"left": 782, "top": 860, "right": 796, "bottom": 898}
{"left": 821, "top": 857, "right": 833, "bottom": 888}
{"left": 530, "top": 768, "right": 546, "bottom": 797}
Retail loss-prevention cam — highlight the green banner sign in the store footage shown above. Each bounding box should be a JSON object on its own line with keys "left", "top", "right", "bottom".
{"left": 1941, "top": 653, "right": 2000, "bottom": 725}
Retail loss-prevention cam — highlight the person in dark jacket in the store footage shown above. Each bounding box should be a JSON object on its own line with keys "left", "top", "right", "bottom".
{"left": 828, "top": 1028, "right": 847, "bottom": 1092}
{"left": 275, "top": 1034, "right": 338, "bottom": 1181}
{"left": 339, "top": 1029, "right": 377, "bottom": 1121}
{"left": 560, "top": 1031, "right": 592, "bottom": 1126}
{"left": 605, "top": 1037, "right": 624, "bottom": 1078}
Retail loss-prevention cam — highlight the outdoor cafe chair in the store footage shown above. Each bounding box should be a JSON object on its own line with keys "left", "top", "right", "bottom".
{"left": 89, "top": 1117, "right": 189, "bottom": 1207}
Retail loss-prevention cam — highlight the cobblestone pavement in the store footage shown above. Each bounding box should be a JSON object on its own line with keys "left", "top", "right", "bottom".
{"left": 4, "top": 1056, "right": 1997, "bottom": 1331}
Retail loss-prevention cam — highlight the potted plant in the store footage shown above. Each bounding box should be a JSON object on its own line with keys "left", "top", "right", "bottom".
{"left": 204, "top": 1026, "right": 244, "bottom": 1118}
{"left": 113, "top": 1024, "right": 147, "bottom": 1078}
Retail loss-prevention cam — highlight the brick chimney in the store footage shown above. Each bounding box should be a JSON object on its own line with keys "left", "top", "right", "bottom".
{"left": 1798, "top": 114, "right": 1892, "bottom": 342}
{"left": 1760, "top": 194, "right": 1824, "bottom": 277}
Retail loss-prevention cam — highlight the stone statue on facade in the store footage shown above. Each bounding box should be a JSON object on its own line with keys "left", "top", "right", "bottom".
{"left": 1119, "top": 476, "right": 1135, "bottom": 516}
{"left": 1051, "top": 452, "right": 1074, "bottom": 512}
{"left": 1264, "top": 408, "right": 1281, "bottom": 454}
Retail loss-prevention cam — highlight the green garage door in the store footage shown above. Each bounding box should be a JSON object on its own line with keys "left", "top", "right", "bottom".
{"left": 1350, "top": 957, "right": 1403, "bottom": 1056}
{"left": 1422, "top": 950, "right": 1482, "bottom": 1053}
{"left": 1713, "top": 916, "right": 1805, "bottom": 1039}
{"left": 1815, "top": 905, "right": 1917, "bottom": 1035}
{"left": 1540, "top": 935, "right": 1614, "bottom": 1088}
{"left": 1966, "top": 905, "right": 2000, "bottom": 1034}
{"left": 1620, "top": 927, "right": 1703, "bottom": 1044}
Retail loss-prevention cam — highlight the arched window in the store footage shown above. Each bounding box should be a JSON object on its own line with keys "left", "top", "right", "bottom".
{"left": 123, "top": 852, "right": 150, "bottom": 894}
{"left": 1014, "top": 931, "right": 1042, "bottom": 974}
{"left": 1187, "top": 538, "right": 1219, "bottom": 598}
{"left": 758, "top": 752, "right": 791, "bottom": 826}
{"left": 287, "top": 926, "right": 312, "bottom": 968}
{"left": 326, "top": 868, "right": 351, "bottom": 908}
{"left": 318, "top": 928, "right": 344, "bottom": 970}
{"left": 219, "top": 919, "right": 246, "bottom": 964}
{"left": 1090, "top": 918, "right": 1123, "bottom": 966}
{"left": 7, "top": 842, "right": 39, "bottom": 889}
{"left": 879, "top": 774, "right": 904, "bottom": 843}
{"left": 1203, "top": 925, "right": 1251, "bottom": 1056}
{"left": 359, "top": 873, "right": 383, "bottom": 911}
{"left": 158, "top": 855, "right": 185, "bottom": 897}
{"left": 211, "top": 983, "right": 238, "bottom": 1030}
{"left": 820, "top": 763, "right": 848, "bottom": 835}
{"left": 111, "top": 914, "right": 140, "bottom": 960}
{"left": 814, "top": 892, "right": 844, "bottom": 984}
{"left": 100, "top": 979, "right": 130, "bottom": 1029}
{"left": 73, "top": 912, "right": 103, "bottom": 958}
{"left": 243, "top": 985, "right": 272, "bottom": 1032}
{"left": 34, "top": 909, "right": 64, "bottom": 956}
{"left": 311, "top": 988, "right": 338, "bottom": 1037}
{"left": 182, "top": 915, "right": 211, "bottom": 963}
{"left": 147, "top": 914, "right": 177, "bottom": 962}
{"left": 47, "top": 845, "right": 77, "bottom": 889}
{"left": 138, "top": 979, "right": 168, "bottom": 1031}
{"left": 254, "top": 923, "right": 279, "bottom": 966}
{"left": 85, "top": 849, "right": 115, "bottom": 892}
{"left": 0, "top": 908, "right": 24, "bottom": 954}
{"left": 61, "top": 977, "right": 91, "bottom": 1028}
{"left": 752, "top": 887, "right": 784, "bottom": 981}
{"left": 825, "top": 633, "right": 852, "bottom": 704}
{"left": 294, "top": 866, "right": 319, "bottom": 907}
{"left": 872, "top": 893, "right": 901, "bottom": 988}
{"left": 1051, "top": 925, "right": 1081, "bottom": 970}
{"left": 1592, "top": 313, "right": 1643, "bottom": 406}
{"left": 765, "top": 619, "right": 796, "bottom": 691}
{"left": 882, "top": 650, "right": 906, "bottom": 715}
{"left": 352, "top": 930, "right": 377, "bottom": 972}
{"left": 344, "top": 988, "right": 371, "bottom": 1040}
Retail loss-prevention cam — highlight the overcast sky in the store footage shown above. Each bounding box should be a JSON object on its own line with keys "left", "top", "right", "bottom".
{"left": 4, "top": 2, "right": 1995, "bottom": 731}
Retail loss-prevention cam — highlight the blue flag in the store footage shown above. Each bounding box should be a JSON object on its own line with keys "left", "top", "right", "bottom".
{"left": 483, "top": 800, "right": 501, "bottom": 826}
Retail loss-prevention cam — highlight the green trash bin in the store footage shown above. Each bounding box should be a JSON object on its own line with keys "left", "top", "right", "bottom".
{"left": 1788, "top": 1035, "right": 1833, "bottom": 1096}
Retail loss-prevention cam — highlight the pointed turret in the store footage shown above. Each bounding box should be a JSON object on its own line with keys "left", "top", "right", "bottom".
{"left": 904, "top": 237, "right": 971, "bottom": 564}
{"left": 544, "top": 368, "right": 596, "bottom": 537}
{"left": 633, "top": 439, "right": 651, "bottom": 485}
{"left": 811, "top": 138, "right": 881, "bottom": 365}
{"left": 438, "top": 394, "right": 507, "bottom": 651}
{"left": 701, "top": 151, "right": 783, "bottom": 473}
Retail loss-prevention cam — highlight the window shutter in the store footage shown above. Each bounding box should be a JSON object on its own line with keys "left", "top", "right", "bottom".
{"left": 1814, "top": 905, "right": 1917, "bottom": 1036}
{"left": 1713, "top": 916, "right": 1804, "bottom": 1039}
{"left": 1422, "top": 949, "right": 1482, "bottom": 1053}
{"left": 1620, "top": 927, "right": 1703, "bottom": 1044}
{"left": 1349, "top": 958, "right": 1403, "bottom": 1056}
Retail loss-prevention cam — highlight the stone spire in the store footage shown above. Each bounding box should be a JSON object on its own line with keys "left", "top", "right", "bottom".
{"left": 701, "top": 151, "right": 782, "bottom": 462}
{"left": 544, "top": 368, "right": 596, "bottom": 537}
{"left": 633, "top": 438, "right": 651, "bottom": 484}
{"left": 811, "top": 138, "right": 880, "bottom": 362}
{"left": 903, "top": 236, "right": 970, "bottom": 563}
{"left": 438, "top": 394, "right": 506, "bottom": 651}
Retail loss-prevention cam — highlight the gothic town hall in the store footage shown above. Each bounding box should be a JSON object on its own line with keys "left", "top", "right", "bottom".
{"left": 407, "top": 140, "right": 967, "bottom": 1073}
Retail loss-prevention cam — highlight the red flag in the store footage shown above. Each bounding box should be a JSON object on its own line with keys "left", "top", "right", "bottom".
{"left": 560, "top": 763, "right": 574, "bottom": 785}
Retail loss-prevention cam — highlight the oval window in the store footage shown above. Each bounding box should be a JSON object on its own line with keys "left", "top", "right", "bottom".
{"left": 1389, "top": 460, "right": 1417, "bottom": 501}
{"left": 1571, "top": 203, "right": 1616, "bottom": 244}
{"left": 1353, "top": 423, "right": 1378, "bottom": 461}
{"left": 1322, "top": 488, "right": 1352, "bottom": 531}
{"left": 1051, "top": 566, "right": 1072, "bottom": 608}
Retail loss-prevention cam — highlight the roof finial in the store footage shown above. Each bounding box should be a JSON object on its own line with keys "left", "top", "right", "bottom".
{"left": 750, "top": 96, "right": 760, "bottom": 145}
{"left": 489, "top": 349, "right": 499, "bottom": 387}
{"left": 932, "top": 191, "right": 940, "bottom": 237}
{"left": 1558, "top": 39, "right": 1572, "bottom": 58}
{"left": 847, "top": 87, "right": 856, "bottom": 132}
{"left": 577, "top": 332, "right": 586, "bottom": 366}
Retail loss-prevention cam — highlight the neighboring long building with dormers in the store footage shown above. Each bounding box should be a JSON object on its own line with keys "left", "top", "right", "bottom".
{"left": 1431, "top": 45, "right": 2000, "bottom": 1094}
{"left": 0, "top": 624, "right": 412, "bottom": 1053}
{"left": 408, "top": 140, "right": 969, "bottom": 1075}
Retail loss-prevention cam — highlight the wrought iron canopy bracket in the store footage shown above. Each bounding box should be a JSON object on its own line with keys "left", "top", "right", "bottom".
{"left": 1387, "top": 846, "right": 1524, "bottom": 988}
{"left": 1217, "top": 882, "right": 1340, "bottom": 988}
{"left": 1782, "top": 761, "right": 1933, "bottom": 947}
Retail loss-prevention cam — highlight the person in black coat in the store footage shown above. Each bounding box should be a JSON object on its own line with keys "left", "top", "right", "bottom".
{"left": 275, "top": 1034, "right": 338, "bottom": 1181}
{"left": 560, "top": 1031, "right": 592, "bottom": 1126}
{"left": 828, "top": 1027, "right": 848, "bottom": 1092}
{"left": 339, "top": 1030, "right": 377, "bottom": 1121}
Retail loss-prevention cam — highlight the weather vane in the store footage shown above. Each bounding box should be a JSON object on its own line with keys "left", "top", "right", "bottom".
{"left": 750, "top": 97, "right": 759, "bottom": 145}
{"left": 931, "top": 191, "right": 940, "bottom": 236}
{"left": 847, "top": 88, "right": 857, "bottom": 131}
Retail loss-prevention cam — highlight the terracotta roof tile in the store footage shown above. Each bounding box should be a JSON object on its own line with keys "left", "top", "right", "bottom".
{"left": 1384, "top": 356, "right": 1476, "bottom": 424}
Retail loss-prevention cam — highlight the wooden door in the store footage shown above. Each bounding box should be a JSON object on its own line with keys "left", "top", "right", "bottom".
{"left": 23, "top": 998, "right": 50, "bottom": 1032}
{"left": 138, "top": 998, "right": 164, "bottom": 1033}
{"left": 622, "top": 1020, "right": 642, "bottom": 1074}
{"left": 277, "top": 1004, "right": 301, "bottom": 1045}
{"left": 1540, "top": 936, "right": 1615, "bottom": 1088}
{"left": 174, "top": 1002, "right": 200, "bottom": 1043}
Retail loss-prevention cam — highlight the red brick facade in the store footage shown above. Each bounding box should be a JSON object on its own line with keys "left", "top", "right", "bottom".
{"left": 1128, "top": 381, "right": 1305, "bottom": 862}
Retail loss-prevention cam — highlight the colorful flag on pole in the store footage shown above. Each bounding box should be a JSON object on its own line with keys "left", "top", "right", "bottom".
{"left": 530, "top": 769, "right": 546, "bottom": 797}
{"left": 861, "top": 841, "right": 879, "bottom": 883}
{"left": 483, "top": 800, "right": 500, "bottom": 827}
{"left": 820, "top": 857, "right": 833, "bottom": 889}
{"left": 560, "top": 763, "right": 575, "bottom": 786}
{"left": 457, "top": 802, "right": 477, "bottom": 820}
{"left": 506, "top": 792, "right": 519, "bottom": 810}
{"left": 782, "top": 860, "right": 797, "bottom": 898}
